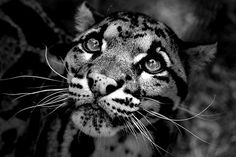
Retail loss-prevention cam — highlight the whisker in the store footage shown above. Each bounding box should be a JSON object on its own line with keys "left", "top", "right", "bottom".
{"left": 33, "top": 92, "right": 68, "bottom": 114}
{"left": 178, "top": 106, "right": 222, "bottom": 120}
{"left": 143, "top": 95, "right": 217, "bottom": 122}
{"left": 10, "top": 98, "right": 67, "bottom": 119}
{"left": 142, "top": 97, "right": 172, "bottom": 105}
{"left": 27, "top": 84, "right": 67, "bottom": 89}
{"left": 39, "top": 97, "right": 68, "bottom": 107}
{"left": 131, "top": 116, "right": 171, "bottom": 156}
{"left": 36, "top": 91, "right": 67, "bottom": 104}
{"left": 38, "top": 93, "right": 68, "bottom": 105}
{"left": 132, "top": 116, "right": 164, "bottom": 156}
{"left": 124, "top": 117, "right": 138, "bottom": 140}
{"left": 4, "top": 88, "right": 67, "bottom": 102}
{"left": 143, "top": 109, "right": 183, "bottom": 135}
{"left": 13, "top": 89, "right": 67, "bottom": 102}
{"left": 130, "top": 117, "right": 147, "bottom": 142}
{"left": 136, "top": 111, "right": 155, "bottom": 129}
{"left": 44, "top": 102, "right": 67, "bottom": 118}
{"left": 4, "top": 88, "right": 67, "bottom": 96}
{"left": 146, "top": 109, "right": 209, "bottom": 144}
{"left": 173, "top": 96, "right": 216, "bottom": 122}
{"left": 44, "top": 46, "right": 68, "bottom": 80}
{"left": 59, "top": 57, "right": 74, "bottom": 77}
{"left": 0, "top": 75, "right": 66, "bottom": 83}
{"left": 132, "top": 114, "right": 154, "bottom": 142}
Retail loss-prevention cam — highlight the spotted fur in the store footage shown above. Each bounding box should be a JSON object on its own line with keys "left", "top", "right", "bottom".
{"left": 0, "top": 2, "right": 217, "bottom": 157}
{"left": 50, "top": 3, "right": 216, "bottom": 157}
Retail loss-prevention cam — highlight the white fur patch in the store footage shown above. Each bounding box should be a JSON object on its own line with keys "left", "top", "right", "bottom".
{"left": 104, "top": 24, "right": 119, "bottom": 37}
{"left": 133, "top": 53, "right": 147, "bottom": 64}
{"left": 158, "top": 50, "right": 171, "bottom": 67}
{"left": 136, "top": 34, "right": 152, "bottom": 51}
{"left": 71, "top": 110, "right": 117, "bottom": 137}
{"left": 140, "top": 72, "right": 152, "bottom": 80}
{"left": 156, "top": 71, "right": 168, "bottom": 76}
{"left": 71, "top": 77, "right": 81, "bottom": 84}
{"left": 101, "top": 39, "right": 107, "bottom": 52}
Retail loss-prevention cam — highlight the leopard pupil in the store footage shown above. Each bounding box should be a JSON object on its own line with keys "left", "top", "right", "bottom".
{"left": 146, "top": 59, "right": 161, "bottom": 71}
{"left": 87, "top": 38, "right": 100, "bottom": 51}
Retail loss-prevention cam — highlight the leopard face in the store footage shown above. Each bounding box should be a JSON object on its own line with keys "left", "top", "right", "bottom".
{"left": 65, "top": 11, "right": 192, "bottom": 137}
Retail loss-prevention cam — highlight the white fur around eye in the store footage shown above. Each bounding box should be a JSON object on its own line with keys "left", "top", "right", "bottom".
{"left": 140, "top": 71, "right": 152, "bottom": 80}
{"left": 83, "top": 53, "right": 93, "bottom": 60}
{"left": 101, "top": 39, "right": 107, "bottom": 51}
{"left": 158, "top": 50, "right": 171, "bottom": 67}
{"left": 141, "top": 71, "right": 168, "bottom": 80}
{"left": 78, "top": 44, "right": 93, "bottom": 60}
{"left": 133, "top": 53, "right": 147, "bottom": 64}
{"left": 156, "top": 70, "right": 168, "bottom": 76}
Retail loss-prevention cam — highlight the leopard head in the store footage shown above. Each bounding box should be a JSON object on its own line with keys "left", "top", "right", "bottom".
{"left": 64, "top": 2, "right": 216, "bottom": 137}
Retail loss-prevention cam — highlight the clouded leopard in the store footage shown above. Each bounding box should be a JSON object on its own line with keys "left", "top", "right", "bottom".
{"left": 0, "top": 2, "right": 217, "bottom": 157}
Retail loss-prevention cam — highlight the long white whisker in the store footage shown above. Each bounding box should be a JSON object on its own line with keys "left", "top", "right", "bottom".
{"left": 4, "top": 88, "right": 67, "bottom": 101}
{"left": 130, "top": 117, "right": 147, "bottom": 142}
{"left": 131, "top": 117, "right": 170, "bottom": 156}
{"left": 178, "top": 106, "right": 222, "bottom": 121}
{"left": 131, "top": 116, "right": 154, "bottom": 146}
{"left": 132, "top": 114, "right": 154, "bottom": 142}
{"left": 5, "top": 88, "right": 67, "bottom": 96}
{"left": 14, "top": 89, "right": 67, "bottom": 101}
{"left": 132, "top": 116, "right": 163, "bottom": 156}
{"left": 136, "top": 111, "right": 155, "bottom": 129}
{"left": 39, "top": 97, "right": 68, "bottom": 107}
{"left": 27, "top": 84, "right": 66, "bottom": 89}
{"left": 142, "top": 109, "right": 182, "bottom": 135}
{"left": 36, "top": 91, "right": 67, "bottom": 105}
{"left": 142, "top": 97, "right": 171, "bottom": 105}
{"left": 0, "top": 75, "right": 65, "bottom": 83}
{"left": 44, "top": 46, "right": 67, "bottom": 80}
{"left": 125, "top": 118, "right": 138, "bottom": 140}
{"left": 173, "top": 96, "right": 216, "bottom": 122}
{"left": 44, "top": 102, "right": 67, "bottom": 118}
{"left": 59, "top": 57, "right": 74, "bottom": 77}
{"left": 147, "top": 109, "right": 209, "bottom": 144}
{"left": 39, "top": 93, "right": 68, "bottom": 105}
{"left": 11, "top": 98, "right": 67, "bottom": 119}
{"left": 143, "top": 95, "right": 216, "bottom": 122}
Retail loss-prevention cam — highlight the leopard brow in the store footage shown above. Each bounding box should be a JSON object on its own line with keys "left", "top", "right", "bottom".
{"left": 133, "top": 53, "right": 147, "bottom": 64}
{"left": 157, "top": 50, "right": 171, "bottom": 67}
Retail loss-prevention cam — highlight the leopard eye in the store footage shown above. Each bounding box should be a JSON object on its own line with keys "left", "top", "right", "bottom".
{"left": 83, "top": 38, "right": 100, "bottom": 52}
{"left": 144, "top": 58, "right": 163, "bottom": 73}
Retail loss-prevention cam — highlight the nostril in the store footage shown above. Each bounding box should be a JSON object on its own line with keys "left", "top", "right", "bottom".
{"left": 106, "top": 84, "right": 117, "bottom": 94}
{"left": 125, "top": 75, "right": 132, "bottom": 81}
{"left": 88, "top": 77, "right": 94, "bottom": 89}
{"left": 117, "top": 79, "right": 124, "bottom": 87}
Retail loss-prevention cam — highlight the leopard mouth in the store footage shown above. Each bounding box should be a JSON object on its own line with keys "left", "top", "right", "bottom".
{"left": 70, "top": 99, "right": 162, "bottom": 137}
{"left": 71, "top": 103, "right": 125, "bottom": 137}
{"left": 75, "top": 103, "right": 127, "bottom": 126}
{"left": 68, "top": 90, "right": 160, "bottom": 137}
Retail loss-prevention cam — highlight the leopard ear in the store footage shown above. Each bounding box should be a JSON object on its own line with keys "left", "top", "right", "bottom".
{"left": 75, "top": 2, "right": 104, "bottom": 33}
{"left": 183, "top": 42, "right": 217, "bottom": 74}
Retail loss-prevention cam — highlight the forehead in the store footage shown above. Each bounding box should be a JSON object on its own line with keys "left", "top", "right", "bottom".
{"left": 78, "top": 12, "right": 180, "bottom": 60}
{"left": 95, "top": 12, "right": 178, "bottom": 51}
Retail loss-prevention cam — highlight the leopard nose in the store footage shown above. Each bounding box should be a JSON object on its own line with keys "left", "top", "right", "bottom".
{"left": 88, "top": 73, "right": 122, "bottom": 95}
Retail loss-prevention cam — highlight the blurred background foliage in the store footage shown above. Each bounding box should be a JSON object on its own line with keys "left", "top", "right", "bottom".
{"left": 1, "top": 0, "right": 236, "bottom": 156}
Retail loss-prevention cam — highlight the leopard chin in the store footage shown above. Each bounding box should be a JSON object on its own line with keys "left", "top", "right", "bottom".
{"left": 71, "top": 104, "right": 122, "bottom": 137}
